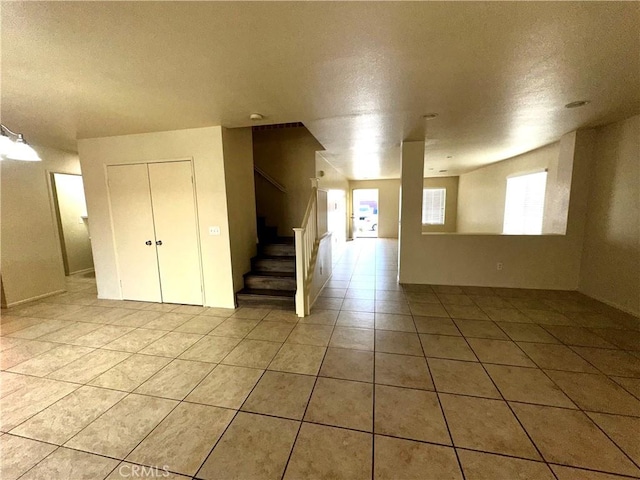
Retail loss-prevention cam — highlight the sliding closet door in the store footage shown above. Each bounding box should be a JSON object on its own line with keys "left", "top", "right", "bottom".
{"left": 148, "top": 161, "right": 203, "bottom": 305}
{"left": 107, "top": 164, "right": 162, "bottom": 302}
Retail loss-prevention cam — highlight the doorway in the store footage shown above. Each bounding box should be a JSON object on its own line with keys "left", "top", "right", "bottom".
{"left": 353, "top": 189, "right": 379, "bottom": 238}
{"left": 51, "top": 173, "right": 95, "bottom": 276}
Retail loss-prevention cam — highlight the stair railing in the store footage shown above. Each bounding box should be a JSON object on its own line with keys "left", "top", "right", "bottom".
{"left": 293, "top": 178, "right": 321, "bottom": 317}
{"left": 254, "top": 165, "right": 287, "bottom": 193}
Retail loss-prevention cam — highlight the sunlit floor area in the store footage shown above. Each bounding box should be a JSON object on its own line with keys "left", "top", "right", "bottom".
{"left": 353, "top": 223, "right": 378, "bottom": 239}
{"left": 1, "top": 239, "right": 639, "bottom": 479}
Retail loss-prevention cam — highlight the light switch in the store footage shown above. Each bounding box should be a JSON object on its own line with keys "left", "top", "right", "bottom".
{"left": 209, "top": 226, "right": 221, "bottom": 236}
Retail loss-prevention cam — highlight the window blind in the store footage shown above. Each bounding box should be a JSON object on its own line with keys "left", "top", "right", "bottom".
{"left": 422, "top": 188, "right": 446, "bottom": 225}
{"left": 503, "top": 171, "right": 547, "bottom": 234}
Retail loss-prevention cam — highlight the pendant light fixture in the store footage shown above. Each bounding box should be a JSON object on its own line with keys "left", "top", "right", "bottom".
{"left": 0, "top": 124, "right": 41, "bottom": 161}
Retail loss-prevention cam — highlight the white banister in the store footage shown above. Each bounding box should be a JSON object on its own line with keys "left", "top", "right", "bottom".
{"left": 293, "top": 178, "right": 326, "bottom": 317}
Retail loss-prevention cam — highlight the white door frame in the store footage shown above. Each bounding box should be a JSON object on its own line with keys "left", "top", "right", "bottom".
{"left": 106, "top": 157, "right": 205, "bottom": 305}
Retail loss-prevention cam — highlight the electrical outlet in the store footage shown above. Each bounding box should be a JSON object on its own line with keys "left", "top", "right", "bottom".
{"left": 209, "top": 226, "right": 221, "bottom": 236}
{"left": 497, "top": 262, "right": 503, "bottom": 271}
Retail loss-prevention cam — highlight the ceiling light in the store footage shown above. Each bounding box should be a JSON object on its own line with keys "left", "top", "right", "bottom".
{"left": 422, "top": 113, "right": 438, "bottom": 120}
{"left": 0, "top": 125, "right": 41, "bottom": 161}
{"left": 564, "top": 100, "right": 590, "bottom": 109}
{"left": 250, "top": 113, "right": 264, "bottom": 121}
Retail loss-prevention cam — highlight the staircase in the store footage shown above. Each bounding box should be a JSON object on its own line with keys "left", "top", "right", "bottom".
{"left": 236, "top": 218, "right": 296, "bottom": 307}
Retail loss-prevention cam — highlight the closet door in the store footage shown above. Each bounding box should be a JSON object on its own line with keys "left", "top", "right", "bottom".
{"left": 107, "top": 164, "right": 162, "bottom": 302}
{"left": 148, "top": 161, "right": 203, "bottom": 305}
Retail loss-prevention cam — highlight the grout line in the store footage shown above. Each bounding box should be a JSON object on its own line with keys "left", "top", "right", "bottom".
{"left": 276, "top": 307, "right": 336, "bottom": 479}
{"left": 45, "top": 390, "right": 180, "bottom": 474}
{"left": 452, "top": 321, "right": 554, "bottom": 478}
{"left": 191, "top": 372, "right": 269, "bottom": 479}
{"left": 7, "top": 419, "right": 638, "bottom": 480}
{"left": 4, "top": 330, "right": 639, "bottom": 392}
{"left": 371, "top": 241, "right": 377, "bottom": 480}
{"left": 610, "top": 376, "right": 640, "bottom": 403}
{"left": 517, "top": 350, "right": 640, "bottom": 472}
{"left": 416, "top": 313, "right": 467, "bottom": 480}
{"left": 3, "top": 240, "right": 640, "bottom": 480}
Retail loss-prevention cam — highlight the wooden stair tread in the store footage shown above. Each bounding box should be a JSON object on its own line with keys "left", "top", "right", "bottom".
{"left": 255, "top": 255, "right": 295, "bottom": 261}
{"left": 241, "top": 220, "right": 296, "bottom": 304}
{"left": 272, "top": 236, "right": 294, "bottom": 244}
{"left": 260, "top": 244, "right": 296, "bottom": 257}
{"left": 237, "top": 288, "right": 295, "bottom": 298}
{"left": 244, "top": 271, "right": 295, "bottom": 278}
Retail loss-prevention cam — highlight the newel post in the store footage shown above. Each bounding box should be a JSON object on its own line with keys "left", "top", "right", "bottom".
{"left": 293, "top": 227, "right": 307, "bottom": 317}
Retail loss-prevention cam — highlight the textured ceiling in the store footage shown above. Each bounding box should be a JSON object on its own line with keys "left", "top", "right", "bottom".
{"left": 2, "top": 2, "right": 639, "bottom": 179}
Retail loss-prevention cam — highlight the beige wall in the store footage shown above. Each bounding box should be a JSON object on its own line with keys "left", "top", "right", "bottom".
{"left": 317, "top": 153, "right": 349, "bottom": 192}
{"left": 253, "top": 126, "right": 323, "bottom": 237}
{"left": 457, "top": 142, "right": 561, "bottom": 233}
{"left": 579, "top": 115, "right": 640, "bottom": 315}
{"left": 399, "top": 131, "right": 594, "bottom": 290}
{"left": 1, "top": 145, "right": 80, "bottom": 307}
{"left": 317, "top": 153, "right": 349, "bottom": 249}
{"left": 422, "top": 176, "right": 459, "bottom": 233}
{"left": 348, "top": 176, "right": 458, "bottom": 237}
{"left": 78, "top": 126, "right": 237, "bottom": 308}
{"left": 52, "top": 173, "right": 94, "bottom": 275}
{"left": 350, "top": 179, "right": 401, "bottom": 239}
{"left": 222, "top": 127, "right": 258, "bottom": 294}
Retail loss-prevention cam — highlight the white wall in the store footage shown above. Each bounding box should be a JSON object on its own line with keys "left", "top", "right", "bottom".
{"left": 399, "top": 131, "right": 594, "bottom": 290}
{"left": 579, "top": 115, "right": 640, "bottom": 316}
{"left": 317, "top": 153, "right": 349, "bottom": 250}
{"left": 52, "top": 173, "right": 94, "bottom": 275}
{"left": 309, "top": 233, "right": 333, "bottom": 309}
{"left": 78, "top": 127, "right": 237, "bottom": 308}
{"left": 457, "top": 142, "right": 561, "bottom": 233}
{"left": 1, "top": 145, "right": 80, "bottom": 307}
{"left": 222, "top": 127, "right": 258, "bottom": 293}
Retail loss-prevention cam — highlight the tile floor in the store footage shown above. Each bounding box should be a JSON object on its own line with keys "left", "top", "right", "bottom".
{"left": 1, "top": 239, "right": 640, "bottom": 479}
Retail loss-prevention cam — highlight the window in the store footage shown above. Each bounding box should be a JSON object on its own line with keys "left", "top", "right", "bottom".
{"left": 503, "top": 171, "right": 547, "bottom": 234}
{"left": 422, "top": 188, "right": 446, "bottom": 225}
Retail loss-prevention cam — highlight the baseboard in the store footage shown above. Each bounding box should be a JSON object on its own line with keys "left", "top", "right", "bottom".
{"left": 3, "top": 289, "right": 67, "bottom": 309}
{"left": 578, "top": 290, "right": 640, "bottom": 318}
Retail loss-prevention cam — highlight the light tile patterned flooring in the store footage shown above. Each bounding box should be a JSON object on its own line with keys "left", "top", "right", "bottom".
{"left": 1, "top": 239, "right": 640, "bottom": 479}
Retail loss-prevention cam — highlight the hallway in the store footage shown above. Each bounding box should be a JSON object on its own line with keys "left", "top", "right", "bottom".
{"left": 1, "top": 239, "right": 639, "bottom": 479}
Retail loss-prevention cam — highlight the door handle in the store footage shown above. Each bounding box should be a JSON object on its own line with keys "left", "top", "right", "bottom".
{"left": 156, "top": 240, "right": 163, "bottom": 246}
{"left": 145, "top": 240, "right": 152, "bottom": 246}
